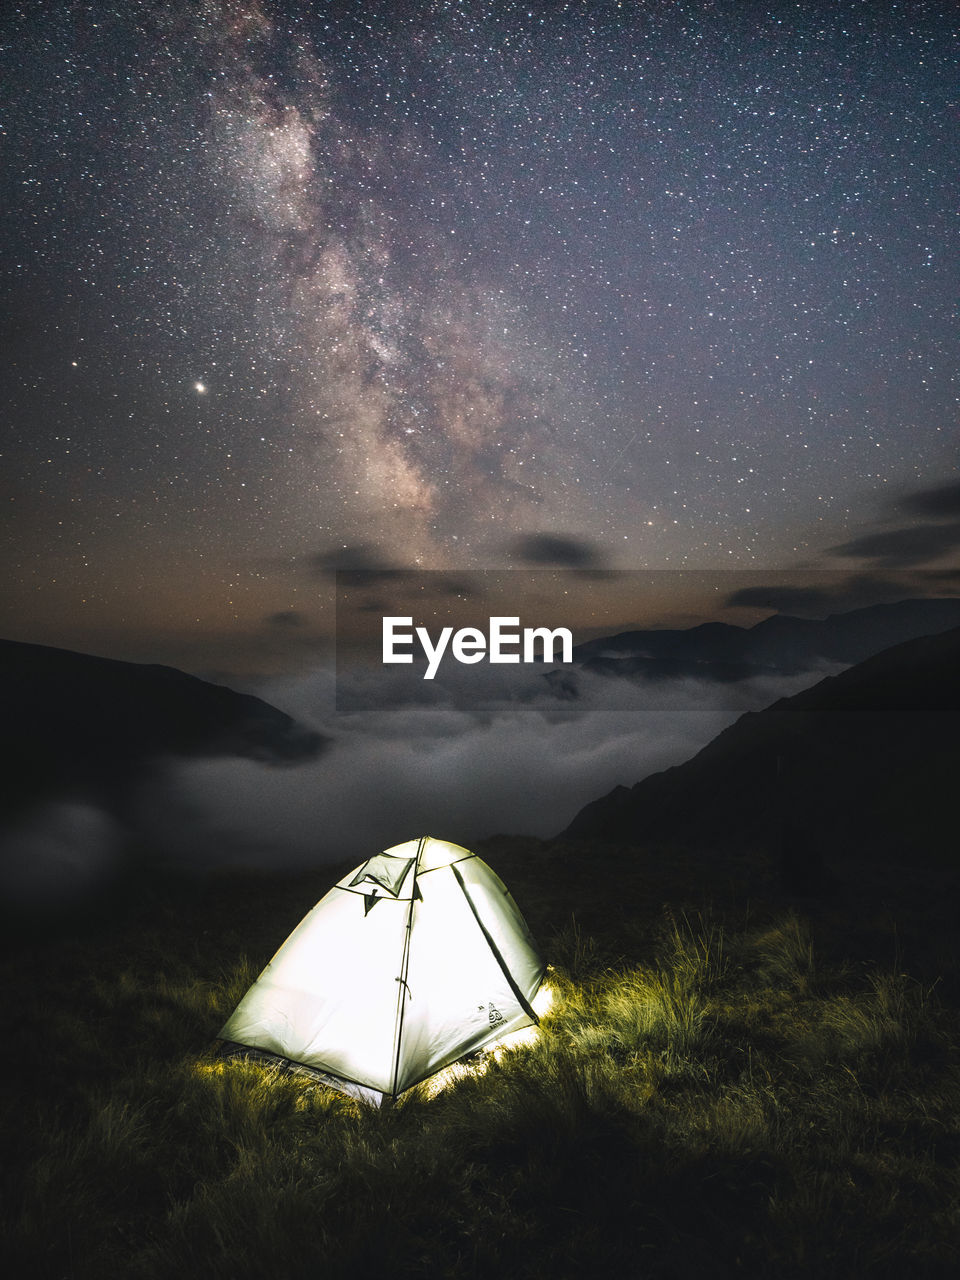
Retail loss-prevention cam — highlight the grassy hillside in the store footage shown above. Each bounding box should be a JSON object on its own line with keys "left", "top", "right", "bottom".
{"left": 3, "top": 839, "right": 958, "bottom": 1279}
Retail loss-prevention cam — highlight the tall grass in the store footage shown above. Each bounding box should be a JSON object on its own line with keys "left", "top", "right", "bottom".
{"left": 3, "top": 883, "right": 959, "bottom": 1279}
{"left": 753, "top": 912, "right": 816, "bottom": 991}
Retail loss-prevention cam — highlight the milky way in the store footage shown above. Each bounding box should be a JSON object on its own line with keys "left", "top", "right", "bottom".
{"left": 0, "top": 1, "right": 956, "bottom": 669}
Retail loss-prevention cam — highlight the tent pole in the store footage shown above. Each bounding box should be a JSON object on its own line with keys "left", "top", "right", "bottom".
{"left": 389, "top": 835, "right": 424, "bottom": 1100}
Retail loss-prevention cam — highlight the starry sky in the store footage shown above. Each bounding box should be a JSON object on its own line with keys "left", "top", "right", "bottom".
{"left": 1, "top": 0, "right": 957, "bottom": 675}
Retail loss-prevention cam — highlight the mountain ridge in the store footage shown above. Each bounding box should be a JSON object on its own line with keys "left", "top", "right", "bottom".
{"left": 561, "top": 624, "right": 960, "bottom": 878}
{"left": 0, "top": 638, "right": 326, "bottom": 821}
{"left": 566, "top": 597, "right": 960, "bottom": 686}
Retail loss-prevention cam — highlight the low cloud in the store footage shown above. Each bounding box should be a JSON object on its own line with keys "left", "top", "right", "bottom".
{"left": 828, "top": 521, "right": 960, "bottom": 569}
{"left": 822, "top": 480, "right": 960, "bottom": 573}
{"left": 0, "top": 802, "right": 123, "bottom": 906}
{"left": 726, "top": 584, "right": 843, "bottom": 615}
{"left": 264, "top": 610, "right": 308, "bottom": 628}
{"left": 0, "top": 660, "right": 826, "bottom": 900}
{"left": 310, "top": 543, "right": 398, "bottom": 576}
{"left": 508, "top": 532, "right": 605, "bottom": 568}
{"left": 725, "top": 573, "right": 915, "bottom": 616}
{"left": 128, "top": 661, "right": 824, "bottom": 869}
{"left": 897, "top": 480, "right": 960, "bottom": 519}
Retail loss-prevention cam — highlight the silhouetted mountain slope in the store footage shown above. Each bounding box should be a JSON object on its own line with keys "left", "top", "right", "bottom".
{"left": 567, "top": 597, "right": 960, "bottom": 685}
{"left": 562, "top": 625, "right": 960, "bottom": 873}
{"left": 0, "top": 639, "right": 326, "bottom": 819}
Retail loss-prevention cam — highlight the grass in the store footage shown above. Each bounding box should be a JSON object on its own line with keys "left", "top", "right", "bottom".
{"left": 2, "top": 842, "right": 959, "bottom": 1278}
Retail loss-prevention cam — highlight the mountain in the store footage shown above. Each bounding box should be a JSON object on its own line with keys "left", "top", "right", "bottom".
{"left": 562, "top": 597, "right": 960, "bottom": 687}
{"left": 0, "top": 639, "right": 326, "bottom": 820}
{"left": 561, "top": 625, "right": 960, "bottom": 882}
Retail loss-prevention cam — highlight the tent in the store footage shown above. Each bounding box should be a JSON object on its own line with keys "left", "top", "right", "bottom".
{"left": 219, "top": 836, "right": 547, "bottom": 1104}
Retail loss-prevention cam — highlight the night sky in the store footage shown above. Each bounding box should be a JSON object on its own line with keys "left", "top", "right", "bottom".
{"left": 1, "top": 0, "right": 957, "bottom": 675}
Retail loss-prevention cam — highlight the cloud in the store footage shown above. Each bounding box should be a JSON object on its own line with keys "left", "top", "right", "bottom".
{"left": 725, "top": 573, "right": 916, "bottom": 615}
{"left": 310, "top": 544, "right": 398, "bottom": 576}
{"left": 509, "top": 532, "right": 604, "bottom": 568}
{"left": 309, "top": 548, "right": 484, "bottom": 607}
{"left": 265, "top": 610, "right": 308, "bottom": 628}
{"left": 0, "top": 802, "right": 123, "bottom": 907}
{"left": 0, "top": 658, "right": 827, "bottom": 901}
{"left": 821, "top": 481, "right": 960, "bottom": 575}
{"left": 725, "top": 584, "right": 842, "bottom": 615}
{"left": 827, "top": 521, "right": 960, "bottom": 568}
{"left": 150, "top": 664, "right": 812, "bottom": 867}
{"left": 897, "top": 480, "right": 960, "bottom": 519}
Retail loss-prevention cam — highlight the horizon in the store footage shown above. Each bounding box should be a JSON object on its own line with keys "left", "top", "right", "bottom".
{"left": 2, "top": 567, "right": 958, "bottom": 681}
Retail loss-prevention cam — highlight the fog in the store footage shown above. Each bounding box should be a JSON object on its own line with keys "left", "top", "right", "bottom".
{"left": 0, "top": 801, "right": 125, "bottom": 907}
{"left": 0, "top": 661, "right": 831, "bottom": 904}
{"left": 139, "top": 662, "right": 827, "bottom": 867}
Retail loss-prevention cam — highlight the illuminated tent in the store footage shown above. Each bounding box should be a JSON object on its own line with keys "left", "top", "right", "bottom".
{"left": 219, "top": 836, "right": 546, "bottom": 1105}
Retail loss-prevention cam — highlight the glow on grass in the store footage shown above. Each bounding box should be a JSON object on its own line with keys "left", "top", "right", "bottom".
{"left": 201, "top": 980, "right": 556, "bottom": 1103}
{"left": 420, "top": 978, "right": 556, "bottom": 1100}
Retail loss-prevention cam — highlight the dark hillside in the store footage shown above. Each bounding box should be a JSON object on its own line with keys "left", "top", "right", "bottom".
{"left": 0, "top": 639, "right": 326, "bottom": 820}
{"left": 563, "top": 625, "right": 960, "bottom": 877}
{"left": 568, "top": 597, "right": 960, "bottom": 684}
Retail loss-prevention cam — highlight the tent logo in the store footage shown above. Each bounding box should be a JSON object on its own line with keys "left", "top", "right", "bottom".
{"left": 487, "top": 1003, "right": 504, "bottom": 1028}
